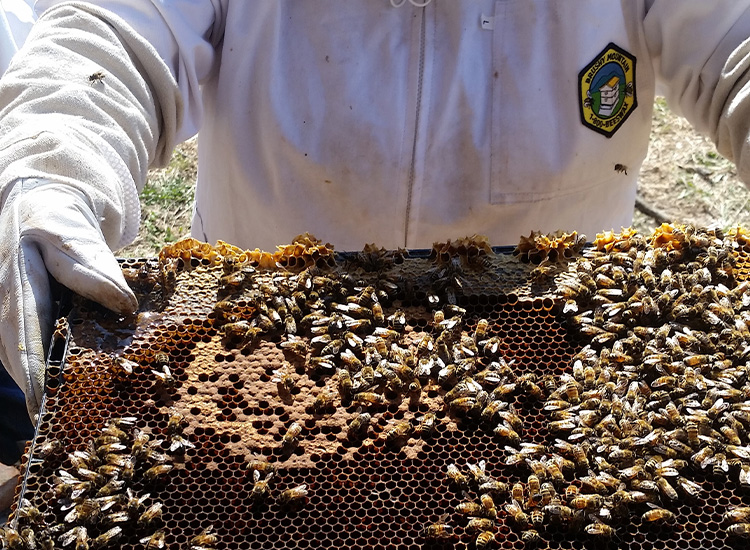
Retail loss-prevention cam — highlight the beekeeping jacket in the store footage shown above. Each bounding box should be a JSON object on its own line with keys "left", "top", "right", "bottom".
{"left": 3, "top": 0, "right": 750, "bottom": 252}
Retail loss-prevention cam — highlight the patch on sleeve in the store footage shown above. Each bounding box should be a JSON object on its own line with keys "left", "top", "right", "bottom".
{"left": 578, "top": 43, "right": 637, "bottom": 138}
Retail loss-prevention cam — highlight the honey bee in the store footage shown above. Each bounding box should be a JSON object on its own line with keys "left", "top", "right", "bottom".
{"left": 571, "top": 494, "right": 604, "bottom": 510}
{"left": 59, "top": 526, "right": 89, "bottom": 549}
{"left": 463, "top": 459, "right": 487, "bottom": 485}
{"left": 690, "top": 445, "right": 714, "bottom": 469}
{"left": 418, "top": 413, "right": 437, "bottom": 439}
{"left": 572, "top": 444, "right": 590, "bottom": 471}
{"left": 711, "top": 452, "right": 729, "bottom": 476}
{"left": 130, "top": 428, "right": 150, "bottom": 458}
{"left": 466, "top": 517, "right": 495, "bottom": 534}
{"left": 144, "top": 464, "right": 174, "bottom": 482}
{"left": 347, "top": 410, "right": 371, "bottom": 439}
{"left": 630, "top": 479, "right": 658, "bottom": 493}
{"left": 64, "top": 499, "right": 101, "bottom": 525}
{"left": 527, "top": 474, "right": 542, "bottom": 504}
{"left": 549, "top": 419, "right": 576, "bottom": 433}
{"left": 475, "top": 530, "right": 495, "bottom": 549}
{"left": 474, "top": 318, "right": 489, "bottom": 340}
{"left": 384, "top": 421, "right": 414, "bottom": 446}
{"left": 480, "top": 400, "right": 508, "bottom": 423}
{"left": 585, "top": 522, "right": 615, "bottom": 539}
{"left": 273, "top": 365, "right": 297, "bottom": 395}
{"left": 110, "top": 355, "right": 137, "bottom": 379}
{"left": 480, "top": 493, "right": 497, "bottom": 518}
{"left": 88, "top": 70, "right": 106, "bottom": 84}
{"left": 505, "top": 500, "right": 530, "bottom": 528}
{"left": 521, "top": 529, "right": 541, "bottom": 547}
{"left": 721, "top": 425, "right": 742, "bottom": 446}
{"left": 353, "top": 391, "right": 385, "bottom": 406}
{"left": 496, "top": 408, "right": 523, "bottom": 432}
{"left": 529, "top": 508, "right": 544, "bottom": 528}
{"left": 424, "top": 523, "right": 453, "bottom": 540}
{"left": 189, "top": 526, "right": 218, "bottom": 550}
{"left": 16, "top": 499, "right": 43, "bottom": 527}
{"left": 723, "top": 506, "right": 750, "bottom": 523}
{"left": 448, "top": 395, "right": 480, "bottom": 413}
{"left": 246, "top": 459, "right": 276, "bottom": 477}
{"left": 250, "top": 469, "right": 274, "bottom": 503}
{"left": 641, "top": 506, "right": 675, "bottom": 524}
{"left": 518, "top": 374, "right": 545, "bottom": 400}
{"left": 579, "top": 475, "right": 607, "bottom": 494}
{"left": 282, "top": 422, "right": 302, "bottom": 451}
{"left": 166, "top": 408, "right": 186, "bottom": 435}
{"left": 655, "top": 476, "right": 678, "bottom": 500}
{"left": 455, "top": 502, "right": 485, "bottom": 516}
{"left": 543, "top": 503, "right": 573, "bottom": 522}
{"left": 446, "top": 463, "right": 469, "bottom": 489}
{"left": 283, "top": 314, "right": 297, "bottom": 335}
{"left": 494, "top": 423, "right": 520, "bottom": 446}
{"left": 167, "top": 432, "right": 196, "bottom": 453}
{"left": 387, "top": 309, "right": 407, "bottom": 330}
{"left": 565, "top": 485, "right": 579, "bottom": 500}
{"left": 742, "top": 464, "right": 750, "bottom": 488}
{"left": 416, "top": 334, "right": 434, "bottom": 357}
{"left": 125, "top": 488, "right": 150, "bottom": 517}
{"left": 138, "top": 502, "right": 163, "bottom": 528}
{"left": 312, "top": 391, "right": 336, "bottom": 414}
{"left": 140, "top": 529, "right": 166, "bottom": 550}
{"left": 727, "top": 523, "right": 750, "bottom": 538}
{"left": 96, "top": 476, "right": 127, "bottom": 496}
{"left": 151, "top": 364, "right": 176, "bottom": 391}
{"left": 278, "top": 484, "right": 309, "bottom": 507}
{"left": 280, "top": 337, "right": 309, "bottom": 357}
{"left": 479, "top": 479, "right": 509, "bottom": 494}
{"left": 36, "top": 437, "right": 63, "bottom": 460}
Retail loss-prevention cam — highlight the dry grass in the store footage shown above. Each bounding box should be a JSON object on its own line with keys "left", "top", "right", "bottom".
{"left": 635, "top": 97, "right": 750, "bottom": 234}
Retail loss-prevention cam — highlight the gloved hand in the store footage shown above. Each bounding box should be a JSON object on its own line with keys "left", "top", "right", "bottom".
{"left": 0, "top": 178, "right": 138, "bottom": 420}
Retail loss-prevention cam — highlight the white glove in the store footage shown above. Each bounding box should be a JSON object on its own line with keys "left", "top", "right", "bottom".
{"left": 0, "top": 178, "right": 138, "bottom": 419}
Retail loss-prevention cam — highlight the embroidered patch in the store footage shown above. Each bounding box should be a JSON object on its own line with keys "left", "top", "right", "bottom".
{"left": 578, "top": 43, "right": 637, "bottom": 138}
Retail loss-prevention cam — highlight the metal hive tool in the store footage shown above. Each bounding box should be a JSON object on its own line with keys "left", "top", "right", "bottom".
{"left": 6, "top": 228, "right": 750, "bottom": 550}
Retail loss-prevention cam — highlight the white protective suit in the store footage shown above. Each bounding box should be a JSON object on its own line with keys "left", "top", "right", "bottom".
{"left": 0, "top": 0, "right": 35, "bottom": 73}
{"left": 3, "top": 0, "right": 750, "bottom": 417}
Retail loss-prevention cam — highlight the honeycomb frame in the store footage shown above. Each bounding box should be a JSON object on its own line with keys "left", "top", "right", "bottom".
{"left": 7, "top": 231, "right": 750, "bottom": 550}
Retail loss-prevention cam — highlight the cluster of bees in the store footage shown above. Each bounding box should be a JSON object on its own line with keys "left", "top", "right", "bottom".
{"left": 1, "top": 411, "right": 210, "bottom": 550}
{"left": 507, "top": 224, "right": 750, "bottom": 542}
{"left": 211, "top": 236, "right": 538, "bottom": 460}
{"left": 159, "top": 234, "right": 336, "bottom": 272}
{"left": 428, "top": 235, "right": 493, "bottom": 267}
{"left": 513, "top": 230, "right": 587, "bottom": 265}
{"left": 245, "top": 459, "right": 308, "bottom": 509}
{"left": 22, "top": 226, "right": 750, "bottom": 549}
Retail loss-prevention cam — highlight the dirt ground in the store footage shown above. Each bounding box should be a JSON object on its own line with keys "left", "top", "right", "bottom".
{"left": 635, "top": 98, "right": 750, "bottom": 234}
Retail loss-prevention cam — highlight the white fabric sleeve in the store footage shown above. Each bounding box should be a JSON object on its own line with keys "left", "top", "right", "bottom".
{"left": 643, "top": 1, "right": 750, "bottom": 183}
{"left": 0, "top": 0, "right": 35, "bottom": 74}
{"left": 0, "top": 1, "right": 221, "bottom": 249}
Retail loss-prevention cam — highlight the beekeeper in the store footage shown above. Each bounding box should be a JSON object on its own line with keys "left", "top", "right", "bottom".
{"left": 2, "top": 0, "right": 750, "bottom": 426}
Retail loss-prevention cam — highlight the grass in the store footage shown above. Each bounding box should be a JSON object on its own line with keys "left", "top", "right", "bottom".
{"left": 117, "top": 138, "right": 198, "bottom": 258}
{"left": 119, "top": 100, "right": 750, "bottom": 257}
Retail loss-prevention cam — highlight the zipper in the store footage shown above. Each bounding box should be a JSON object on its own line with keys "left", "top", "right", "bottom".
{"left": 403, "top": 6, "right": 427, "bottom": 247}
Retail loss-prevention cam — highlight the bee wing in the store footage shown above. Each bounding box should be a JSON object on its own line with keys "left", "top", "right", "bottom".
{"left": 59, "top": 526, "right": 86, "bottom": 547}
